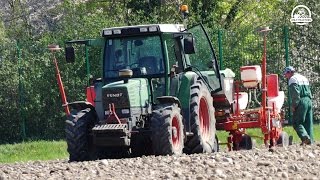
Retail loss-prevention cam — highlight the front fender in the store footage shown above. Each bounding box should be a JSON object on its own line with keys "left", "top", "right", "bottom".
{"left": 156, "top": 96, "right": 181, "bottom": 108}
{"left": 68, "top": 101, "right": 95, "bottom": 112}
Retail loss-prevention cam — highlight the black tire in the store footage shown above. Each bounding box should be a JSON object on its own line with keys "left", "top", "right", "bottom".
{"left": 65, "top": 108, "right": 97, "bottom": 162}
{"left": 186, "top": 80, "right": 216, "bottom": 154}
{"left": 239, "top": 134, "right": 253, "bottom": 150}
{"left": 277, "top": 131, "right": 289, "bottom": 147}
{"left": 151, "top": 104, "right": 184, "bottom": 155}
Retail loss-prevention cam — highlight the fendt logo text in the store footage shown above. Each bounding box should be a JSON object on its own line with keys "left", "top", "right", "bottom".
{"left": 106, "top": 93, "right": 123, "bottom": 98}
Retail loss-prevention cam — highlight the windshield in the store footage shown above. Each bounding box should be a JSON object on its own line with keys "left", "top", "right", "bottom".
{"left": 104, "top": 36, "right": 165, "bottom": 78}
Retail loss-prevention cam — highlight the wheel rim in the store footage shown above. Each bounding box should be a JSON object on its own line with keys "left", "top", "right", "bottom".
{"left": 199, "top": 97, "right": 210, "bottom": 140}
{"left": 172, "top": 116, "right": 181, "bottom": 149}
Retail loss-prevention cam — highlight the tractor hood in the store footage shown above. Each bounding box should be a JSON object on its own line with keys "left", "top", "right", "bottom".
{"left": 102, "top": 78, "right": 151, "bottom": 117}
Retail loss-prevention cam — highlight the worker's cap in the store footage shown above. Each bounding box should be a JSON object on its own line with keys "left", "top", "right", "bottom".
{"left": 283, "top": 66, "right": 295, "bottom": 75}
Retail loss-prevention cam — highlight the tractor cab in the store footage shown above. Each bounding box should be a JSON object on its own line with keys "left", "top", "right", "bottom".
{"left": 98, "top": 24, "right": 221, "bottom": 105}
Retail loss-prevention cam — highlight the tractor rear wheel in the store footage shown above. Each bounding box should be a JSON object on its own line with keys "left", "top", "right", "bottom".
{"left": 151, "top": 104, "right": 184, "bottom": 155}
{"left": 186, "top": 80, "right": 216, "bottom": 153}
{"left": 65, "top": 108, "right": 97, "bottom": 162}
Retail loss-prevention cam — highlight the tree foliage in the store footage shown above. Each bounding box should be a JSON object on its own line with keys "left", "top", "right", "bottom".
{"left": 0, "top": 0, "right": 318, "bottom": 143}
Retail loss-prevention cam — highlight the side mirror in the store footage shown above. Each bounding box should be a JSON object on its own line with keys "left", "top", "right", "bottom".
{"left": 65, "top": 46, "right": 75, "bottom": 63}
{"left": 184, "top": 36, "right": 196, "bottom": 54}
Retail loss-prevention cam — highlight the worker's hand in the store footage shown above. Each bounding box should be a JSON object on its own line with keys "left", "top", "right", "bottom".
{"left": 291, "top": 106, "right": 295, "bottom": 112}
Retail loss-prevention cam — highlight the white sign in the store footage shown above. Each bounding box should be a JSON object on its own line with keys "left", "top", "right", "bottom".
{"left": 290, "top": 5, "right": 312, "bottom": 25}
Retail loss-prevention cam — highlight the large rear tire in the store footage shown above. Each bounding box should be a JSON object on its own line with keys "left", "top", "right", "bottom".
{"left": 65, "top": 108, "right": 97, "bottom": 162}
{"left": 151, "top": 104, "right": 184, "bottom": 155}
{"left": 186, "top": 80, "right": 216, "bottom": 153}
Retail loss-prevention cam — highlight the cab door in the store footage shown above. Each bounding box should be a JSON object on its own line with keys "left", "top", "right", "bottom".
{"left": 186, "top": 24, "right": 222, "bottom": 94}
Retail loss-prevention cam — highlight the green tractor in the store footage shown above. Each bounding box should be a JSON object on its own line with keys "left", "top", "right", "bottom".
{"left": 63, "top": 23, "right": 223, "bottom": 161}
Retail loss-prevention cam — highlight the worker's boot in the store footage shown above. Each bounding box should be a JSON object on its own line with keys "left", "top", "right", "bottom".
{"left": 300, "top": 136, "right": 311, "bottom": 145}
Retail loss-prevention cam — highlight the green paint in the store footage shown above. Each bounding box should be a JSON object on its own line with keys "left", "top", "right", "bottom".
{"left": 177, "top": 72, "right": 197, "bottom": 109}
{"left": 102, "top": 79, "right": 150, "bottom": 107}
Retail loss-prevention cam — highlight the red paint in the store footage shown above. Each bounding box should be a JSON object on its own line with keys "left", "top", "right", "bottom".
{"left": 86, "top": 86, "right": 96, "bottom": 106}
{"left": 171, "top": 116, "right": 181, "bottom": 149}
{"left": 199, "top": 97, "right": 210, "bottom": 140}
{"left": 53, "top": 56, "right": 70, "bottom": 115}
{"left": 267, "top": 74, "right": 279, "bottom": 97}
{"left": 240, "top": 66, "right": 258, "bottom": 71}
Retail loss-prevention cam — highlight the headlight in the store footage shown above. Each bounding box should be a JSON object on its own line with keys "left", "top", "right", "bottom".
{"left": 121, "top": 109, "right": 130, "bottom": 114}
{"left": 140, "top": 27, "right": 148, "bottom": 32}
{"left": 113, "top": 29, "right": 121, "bottom": 34}
{"left": 103, "top": 30, "right": 112, "bottom": 35}
{"left": 149, "top": 26, "right": 157, "bottom": 32}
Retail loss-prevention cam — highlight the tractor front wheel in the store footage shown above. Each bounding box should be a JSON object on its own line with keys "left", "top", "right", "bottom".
{"left": 186, "top": 80, "right": 216, "bottom": 154}
{"left": 151, "top": 104, "right": 184, "bottom": 155}
{"left": 65, "top": 108, "right": 97, "bottom": 162}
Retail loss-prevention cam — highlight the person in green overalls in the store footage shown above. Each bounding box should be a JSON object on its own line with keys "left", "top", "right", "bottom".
{"left": 283, "top": 66, "right": 313, "bottom": 145}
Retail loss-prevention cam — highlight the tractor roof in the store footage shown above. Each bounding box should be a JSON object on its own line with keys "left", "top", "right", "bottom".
{"left": 101, "top": 24, "right": 185, "bottom": 37}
